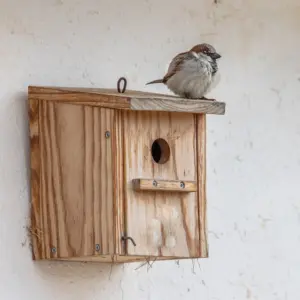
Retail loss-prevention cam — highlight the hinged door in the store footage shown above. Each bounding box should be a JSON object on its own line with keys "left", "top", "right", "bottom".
{"left": 122, "top": 111, "right": 206, "bottom": 258}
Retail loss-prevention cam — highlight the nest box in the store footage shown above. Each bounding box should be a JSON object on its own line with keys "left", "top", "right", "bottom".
{"left": 28, "top": 85, "right": 225, "bottom": 263}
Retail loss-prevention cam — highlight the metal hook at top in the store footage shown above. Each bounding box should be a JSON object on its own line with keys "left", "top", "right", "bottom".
{"left": 117, "top": 77, "right": 127, "bottom": 93}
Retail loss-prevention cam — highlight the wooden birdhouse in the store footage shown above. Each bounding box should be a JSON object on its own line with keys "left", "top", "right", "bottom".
{"left": 28, "top": 85, "right": 225, "bottom": 263}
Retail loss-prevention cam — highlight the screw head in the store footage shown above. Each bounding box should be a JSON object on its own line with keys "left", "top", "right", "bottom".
{"left": 153, "top": 180, "right": 158, "bottom": 187}
{"left": 180, "top": 181, "right": 185, "bottom": 188}
{"left": 105, "top": 131, "right": 110, "bottom": 138}
{"left": 51, "top": 247, "right": 56, "bottom": 253}
{"left": 95, "top": 244, "right": 100, "bottom": 252}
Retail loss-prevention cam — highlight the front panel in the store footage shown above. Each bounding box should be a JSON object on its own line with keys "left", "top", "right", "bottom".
{"left": 123, "top": 111, "right": 202, "bottom": 258}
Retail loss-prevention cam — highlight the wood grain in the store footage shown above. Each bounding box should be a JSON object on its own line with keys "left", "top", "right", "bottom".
{"left": 130, "top": 97, "right": 225, "bottom": 115}
{"left": 196, "top": 114, "right": 208, "bottom": 257}
{"left": 29, "top": 98, "right": 42, "bottom": 260}
{"left": 30, "top": 93, "right": 131, "bottom": 110}
{"left": 112, "top": 110, "right": 125, "bottom": 255}
{"left": 28, "top": 86, "right": 226, "bottom": 115}
{"left": 29, "top": 87, "right": 210, "bottom": 262}
{"left": 58, "top": 254, "right": 183, "bottom": 263}
{"left": 123, "top": 111, "right": 201, "bottom": 258}
{"left": 132, "top": 179, "right": 197, "bottom": 192}
{"left": 28, "top": 85, "right": 210, "bottom": 98}
{"left": 33, "top": 102, "right": 115, "bottom": 259}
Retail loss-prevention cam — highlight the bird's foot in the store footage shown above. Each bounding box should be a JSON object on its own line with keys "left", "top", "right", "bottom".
{"left": 199, "top": 96, "right": 216, "bottom": 101}
{"left": 181, "top": 93, "right": 216, "bottom": 101}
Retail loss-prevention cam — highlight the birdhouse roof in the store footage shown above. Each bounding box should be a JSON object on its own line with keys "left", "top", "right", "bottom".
{"left": 28, "top": 86, "right": 225, "bottom": 115}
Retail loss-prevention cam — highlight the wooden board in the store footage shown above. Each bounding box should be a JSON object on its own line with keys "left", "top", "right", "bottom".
{"left": 130, "top": 97, "right": 225, "bottom": 114}
{"left": 28, "top": 86, "right": 226, "bottom": 115}
{"left": 132, "top": 179, "right": 197, "bottom": 192}
{"left": 57, "top": 254, "right": 189, "bottom": 263}
{"left": 123, "top": 111, "right": 201, "bottom": 258}
{"left": 31, "top": 101, "right": 116, "bottom": 259}
{"left": 196, "top": 114, "right": 208, "bottom": 257}
{"left": 112, "top": 110, "right": 125, "bottom": 255}
{"left": 29, "top": 98, "right": 42, "bottom": 259}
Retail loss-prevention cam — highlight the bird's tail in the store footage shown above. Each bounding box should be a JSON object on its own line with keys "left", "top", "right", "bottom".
{"left": 146, "top": 79, "right": 164, "bottom": 85}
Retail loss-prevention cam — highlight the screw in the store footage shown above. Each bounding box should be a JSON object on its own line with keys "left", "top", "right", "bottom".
{"left": 105, "top": 131, "right": 110, "bottom": 138}
{"left": 95, "top": 244, "right": 100, "bottom": 252}
{"left": 153, "top": 180, "right": 158, "bottom": 187}
{"left": 51, "top": 247, "right": 56, "bottom": 253}
{"left": 180, "top": 181, "right": 185, "bottom": 188}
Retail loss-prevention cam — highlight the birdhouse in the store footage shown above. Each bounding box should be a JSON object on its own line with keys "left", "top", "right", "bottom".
{"left": 28, "top": 85, "right": 225, "bottom": 263}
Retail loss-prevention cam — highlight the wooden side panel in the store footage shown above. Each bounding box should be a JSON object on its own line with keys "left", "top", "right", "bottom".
{"left": 34, "top": 102, "right": 115, "bottom": 259}
{"left": 112, "top": 110, "right": 125, "bottom": 254}
{"left": 29, "top": 98, "right": 42, "bottom": 260}
{"left": 123, "top": 111, "right": 200, "bottom": 258}
{"left": 196, "top": 114, "right": 208, "bottom": 257}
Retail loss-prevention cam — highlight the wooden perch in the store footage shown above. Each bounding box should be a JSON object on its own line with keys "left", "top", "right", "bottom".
{"left": 132, "top": 179, "right": 197, "bottom": 192}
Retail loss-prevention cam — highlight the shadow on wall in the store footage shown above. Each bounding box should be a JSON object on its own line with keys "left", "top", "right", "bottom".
{"left": 15, "top": 90, "right": 191, "bottom": 297}
{"left": 25, "top": 92, "right": 122, "bottom": 267}
{"left": 5, "top": 92, "right": 124, "bottom": 288}
{"left": 13, "top": 92, "right": 31, "bottom": 191}
{"left": 20, "top": 91, "right": 135, "bottom": 293}
{"left": 27, "top": 259, "right": 129, "bottom": 299}
{"left": 32, "top": 259, "right": 125, "bottom": 282}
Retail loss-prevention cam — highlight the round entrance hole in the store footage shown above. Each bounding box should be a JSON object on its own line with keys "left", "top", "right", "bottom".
{"left": 151, "top": 138, "right": 170, "bottom": 164}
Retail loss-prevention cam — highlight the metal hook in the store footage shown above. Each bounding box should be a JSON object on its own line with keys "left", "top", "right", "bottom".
{"left": 117, "top": 77, "right": 127, "bottom": 93}
{"left": 121, "top": 235, "right": 136, "bottom": 247}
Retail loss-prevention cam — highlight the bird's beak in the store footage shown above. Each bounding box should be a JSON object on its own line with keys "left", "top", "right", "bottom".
{"left": 212, "top": 53, "right": 221, "bottom": 59}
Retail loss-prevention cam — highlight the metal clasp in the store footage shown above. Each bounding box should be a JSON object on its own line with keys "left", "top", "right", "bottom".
{"left": 121, "top": 235, "right": 136, "bottom": 246}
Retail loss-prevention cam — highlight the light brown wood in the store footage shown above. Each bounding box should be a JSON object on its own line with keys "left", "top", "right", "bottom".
{"left": 29, "top": 87, "right": 131, "bottom": 110}
{"left": 196, "top": 114, "right": 208, "bottom": 257}
{"left": 130, "top": 97, "right": 225, "bottom": 115}
{"left": 29, "top": 87, "right": 211, "bottom": 263}
{"left": 28, "top": 85, "right": 208, "bottom": 98}
{"left": 28, "top": 86, "right": 226, "bottom": 115}
{"left": 32, "top": 102, "right": 116, "bottom": 259}
{"left": 29, "top": 98, "right": 42, "bottom": 260}
{"left": 123, "top": 111, "right": 201, "bottom": 258}
{"left": 132, "top": 179, "right": 197, "bottom": 192}
{"left": 57, "top": 254, "right": 187, "bottom": 263}
{"left": 112, "top": 110, "right": 125, "bottom": 255}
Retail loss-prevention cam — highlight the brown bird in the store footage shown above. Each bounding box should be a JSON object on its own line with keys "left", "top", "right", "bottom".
{"left": 146, "top": 43, "right": 221, "bottom": 100}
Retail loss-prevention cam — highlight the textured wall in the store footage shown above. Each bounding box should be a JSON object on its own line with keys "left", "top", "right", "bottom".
{"left": 1, "top": 0, "right": 300, "bottom": 299}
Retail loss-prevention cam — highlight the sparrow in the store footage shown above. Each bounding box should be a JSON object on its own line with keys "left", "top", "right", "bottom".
{"left": 146, "top": 43, "right": 221, "bottom": 100}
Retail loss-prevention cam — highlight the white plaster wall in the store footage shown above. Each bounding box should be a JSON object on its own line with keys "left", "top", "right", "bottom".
{"left": 1, "top": 0, "right": 300, "bottom": 299}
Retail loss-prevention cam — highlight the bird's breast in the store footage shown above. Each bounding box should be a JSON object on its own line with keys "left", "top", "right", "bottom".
{"left": 167, "top": 63, "right": 213, "bottom": 99}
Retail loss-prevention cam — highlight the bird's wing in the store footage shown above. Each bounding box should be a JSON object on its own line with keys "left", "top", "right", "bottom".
{"left": 163, "top": 51, "right": 191, "bottom": 82}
